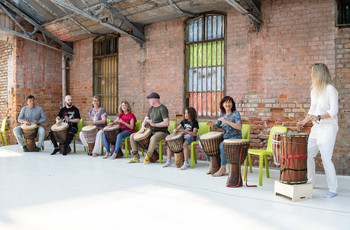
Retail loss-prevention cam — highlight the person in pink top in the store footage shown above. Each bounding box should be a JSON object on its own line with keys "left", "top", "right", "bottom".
{"left": 103, "top": 101, "right": 136, "bottom": 159}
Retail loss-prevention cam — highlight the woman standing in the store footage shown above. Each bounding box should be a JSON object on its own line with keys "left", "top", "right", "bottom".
{"left": 103, "top": 101, "right": 136, "bottom": 159}
{"left": 207, "top": 96, "right": 242, "bottom": 177}
{"left": 298, "top": 63, "right": 339, "bottom": 198}
{"left": 80, "top": 96, "right": 107, "bottom": 157}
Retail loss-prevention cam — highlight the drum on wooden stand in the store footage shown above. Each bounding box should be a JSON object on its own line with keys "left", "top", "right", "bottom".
{"left": 200, "top": 132, "right": 223, "bottom": 175}
{"left": 223, "top": 139, "right": 250, "bottom": 187}
{"left": 82, "top": 125, "right": 97, "bottom": 154}
{"left": 133, "top": 128, "right": 159, "bottom": 163}
{"left": 272, "top": 132, "right": 286, "bottom": 166}
{"left": 166, "top": 132, "right": 184, "bottom": 168}
{"left": 21, "top": 123, "right": 38, "bottom": 151}
{"left": 51, "top": 122, "right": 71, "bottom": 154}
{"left": 280, "top": 132, "right": 309, "bottom": 184}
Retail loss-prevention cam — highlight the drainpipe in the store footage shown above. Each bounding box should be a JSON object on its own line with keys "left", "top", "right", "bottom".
{"left": 62, "top": 54, "right": 66, "bottom": 106}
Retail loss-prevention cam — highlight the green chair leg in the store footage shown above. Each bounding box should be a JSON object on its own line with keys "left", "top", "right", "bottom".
{"left": 259, "top": 156, "right": 264, "bottom": 186}
{"left": 159, "top": 139, "right": 165, "bottom": 164}
{"left": 248, "top": 153, "right": 252, "bottom": 173}
{"left": 125, "top": 136, "right": 130, "bottom": 158}
{"left": 73, "top": 137, "right": 76, "bottom": 153}
{"left": 264, "top": 155, "right": 270, "bottom": 178}
{"left": 243, "top": 158, "right": 247, "bottom": 181}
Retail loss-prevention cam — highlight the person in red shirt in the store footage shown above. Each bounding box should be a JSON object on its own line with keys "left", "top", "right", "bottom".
{"left": 103, "top": 101, "right": 136, "bottom": 159}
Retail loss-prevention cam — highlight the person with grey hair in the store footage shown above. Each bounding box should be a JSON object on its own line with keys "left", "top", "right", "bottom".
{"left": 13, "top": 95, "right": 47, "bottom": 152}
{"left": 128, "top": 92, "right": 169, "bottom": 164}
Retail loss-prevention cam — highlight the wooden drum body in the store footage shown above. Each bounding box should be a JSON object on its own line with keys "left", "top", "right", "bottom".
{"left": 200, "top": 132, "right": 223, "bottom": 175}
{"left": 21, "top": 123, "right": 38, "bottom": 151}
{"left": 103, "top": 125, "right": 120, "bottom": 145}
{"left": 166, "top": 133, "right": 184, "bottom": 168}
{"left": 280, "top": 132, "right": 309, "bottom": 185}
{"left": 82, "top": 125, "right": 97, "bottom": 154}
{"left": 133, "top": 128, "right": 158, "bottom": 163}
{"left": 272, "top": 132, "right": 286, "bottom": 166}
{"left": 51, "top": 123, "right": 71, "bottom": 154}
{"left": 223, "top": 139, "right": 250, "bottom": 187}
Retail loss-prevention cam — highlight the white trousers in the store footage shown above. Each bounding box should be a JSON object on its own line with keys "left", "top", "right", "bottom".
{"left": 307, "top": 123, "right": 338, "bottom": 193}
{"left": 79, "top": 130, "right": 104, "bottom": 155}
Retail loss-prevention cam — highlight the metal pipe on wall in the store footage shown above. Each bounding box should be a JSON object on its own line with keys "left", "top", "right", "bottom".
{"left": 62, "top": 54, "right": 66, "bottom": 106}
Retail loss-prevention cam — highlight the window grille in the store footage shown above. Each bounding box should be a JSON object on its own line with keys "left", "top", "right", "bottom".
{"left": 93, "top": 35, "right": 118, "bottom": 115}
{"left": 185, "top": 14, "right": 225, "bottom": 117}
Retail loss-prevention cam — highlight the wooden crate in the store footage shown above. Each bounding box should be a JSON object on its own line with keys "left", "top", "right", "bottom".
{"left": 274, "top": 181, "right": 313, "bottom": 202}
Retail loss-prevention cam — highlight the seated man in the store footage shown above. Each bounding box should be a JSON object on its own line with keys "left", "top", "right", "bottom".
{"left": 50, "top": 95, "right": 81, "bottom": 156}
{"left": 129, "top": 92, "right": 169, "bottom": 164}
{"left": 13, "top": 95, "right": 47, "bottom": 152}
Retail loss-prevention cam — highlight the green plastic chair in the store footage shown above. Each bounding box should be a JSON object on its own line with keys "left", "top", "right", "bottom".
{"left": 124, "top": 119, "right": 142, "bottom": 158}
{"left": 245, "top": 126, "right": 287, "bottom": 186}
{"left": 73, "top": 118, "right": 83, "bottom": 153}
{"left": 158, "top": 120, "right": 177, "bottom": 163}
{"left": 0, "top": 117, "right": 8, "bottom": 146}
{"left": 190, "top": 122, "right": 210, "bottom": 168}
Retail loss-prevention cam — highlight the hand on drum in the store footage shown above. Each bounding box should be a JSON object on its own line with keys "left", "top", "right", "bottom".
{"left": 86, "top": 121, "right": 94, "bottom": 125}
{"left": 206, "top": 121, "right": 214, "bottom": 128}
{"left": 139, "top": 127, "right": 146, "bottom": 134}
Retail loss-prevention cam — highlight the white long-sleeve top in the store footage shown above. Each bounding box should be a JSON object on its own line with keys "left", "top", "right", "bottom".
{"left": 308, "top": 84, "right": 338, "bottom": 126}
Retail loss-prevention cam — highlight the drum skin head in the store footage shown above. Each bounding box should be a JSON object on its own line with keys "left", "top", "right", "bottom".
{"left": 51, "top": 122, "right": 68, "bottom": 131}
{"left": 166, "top": 132, "right": 183, "bottom": 141}
{"left": 82, "top": 125, "right": 97, "bottom": 132}
{"left": 103, "top": 125, "right": 120, "bottom": 131}
{"left": 200, "top": 131, "right": 223, "bottom": 140}
{"left": 223, "top": 139, "right": 249, "bottom": 145}
{"left": 134, "top": 128, "right": 151, "bottom": 140}
{"left": 21, "top": 123, "right": 38, "bottom": 130}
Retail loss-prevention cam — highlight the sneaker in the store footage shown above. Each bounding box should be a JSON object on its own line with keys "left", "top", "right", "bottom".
{"left": 162, "top": 161, "right": 172, "bottom": 168}
{"left": 324, "top": 192, "right": 337, "bottom": 198}
{"left": 34, "top": 147, "right": 40, "bottom": 152}
{"left": 51, "top": 148, "right": 59, "bottom": 155}
{"left": 128, "top": 157, "right": 140, "bottom": 163}
{"left": 143, "top": 156, "right": 150, "bottom": 165}
{"left": 23, "top": 146, "right": 28, "bottom": 152}
{"left": 180, "top": 162, "right": 189, "bottom": 170}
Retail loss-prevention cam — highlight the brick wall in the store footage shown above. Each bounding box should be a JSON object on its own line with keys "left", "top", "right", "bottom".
{"left": 6, "top": 37, "right": 62, "bottom": 144}
{"left": 0, "top": 38, "right": 12, "bottom": 146}
{"left": 69, "top": 38, "right": 94, "bottom": 122}
{"left": 6, "top": 0, "right": 346, "bottom": 174}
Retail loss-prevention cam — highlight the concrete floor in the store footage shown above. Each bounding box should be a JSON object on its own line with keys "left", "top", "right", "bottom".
{"left": 0, "top": 141, "right": 349, "bottom": 230}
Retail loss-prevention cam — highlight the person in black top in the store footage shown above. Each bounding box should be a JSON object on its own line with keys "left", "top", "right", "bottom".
{"left": 50, "top": 95, "right": 81, "bottom": 155}
{"left": 162, "top": 107, "right": 199, "bottom": 170}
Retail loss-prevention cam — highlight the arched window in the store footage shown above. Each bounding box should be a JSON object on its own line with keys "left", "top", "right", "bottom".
{"left": 185, "top": 14, "right": 225, "bottom": 117}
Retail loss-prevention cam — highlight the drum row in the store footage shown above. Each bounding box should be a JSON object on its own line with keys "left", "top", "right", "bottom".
{"left": 22, "top": 123, "right": 308, "bottom": 186}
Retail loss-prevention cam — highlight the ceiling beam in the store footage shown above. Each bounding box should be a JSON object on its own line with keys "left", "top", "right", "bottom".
{"left": 50, "top": 0, "right": 145, "bottom": 47}
{"left": 225, "top": 0, "right": 261, "bottom": 31}
{"left": 0, "top": 0, "right": 73, "bottom": 54}
{"left": 166, "top": 0, "right": 195, "bottom": 17}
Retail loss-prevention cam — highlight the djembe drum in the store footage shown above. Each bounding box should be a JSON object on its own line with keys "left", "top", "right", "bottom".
{"left": 280, "top": 132, "right": 309, "bottom": 184}
{"left": 166, "top": 132, "right": 184, "bottom": 168}
{"left": 21, "top": 123, "right": 38, "bottom": 151}
{"left": 272, "top": 132, "right": 286, "bottom": 166}
{"left": 81, "top": 125, "right": 97, "bottom": 154}
{"left": 51, "top": 122, "right": 71, "bottom": 154}
{"left": 103, "top": 124, "right": 121, "bottom": 153}
{"left": 200, "top": 132, "right": 223, "bottom": 175}
{"left": 133, "top": 128, "right": 159, "bottom": 163}
{"left": 223, "top": 139, "right": 250, "bottom": 187}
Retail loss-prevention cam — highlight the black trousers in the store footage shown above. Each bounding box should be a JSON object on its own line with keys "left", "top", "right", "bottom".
{"left": 49, "top": 126, "right": 77, "bottom": 151}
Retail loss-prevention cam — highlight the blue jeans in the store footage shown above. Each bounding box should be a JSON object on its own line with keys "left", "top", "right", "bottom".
{"left": 206, "top": 136, "right": 241, "bottom": 166}
{"left": 103, "top": 130, "right": 133, "bottom": 153}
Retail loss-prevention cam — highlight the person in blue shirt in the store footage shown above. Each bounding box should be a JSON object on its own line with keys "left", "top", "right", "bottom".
{"left": 207, "top": 96, "right": 242, "bottom": 177}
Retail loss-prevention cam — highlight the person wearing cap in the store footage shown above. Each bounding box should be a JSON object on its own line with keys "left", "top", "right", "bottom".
{"left": 128, "top": 92, "right": 169, "bottom": 164}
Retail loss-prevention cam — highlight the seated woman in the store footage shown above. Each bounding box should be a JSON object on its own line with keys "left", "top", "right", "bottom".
{"left": 206, "top": 96, "right": 242, "bottom": 177}
{"left": 79, "top": 96, "right": 107, "bottom": 157}
{"left": 162, "top": 107, "right": 199, "bottom": 170}
{"left": 103, "top": 101, "right": 136, "bottom": 159}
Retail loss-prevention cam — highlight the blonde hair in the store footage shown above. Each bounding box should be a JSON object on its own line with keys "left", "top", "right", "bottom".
{"left": 311, "top": 63, "right": 334, "bottom": 98}
{"left": 119, "top": 101, "right": 131, "bottom": 114}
